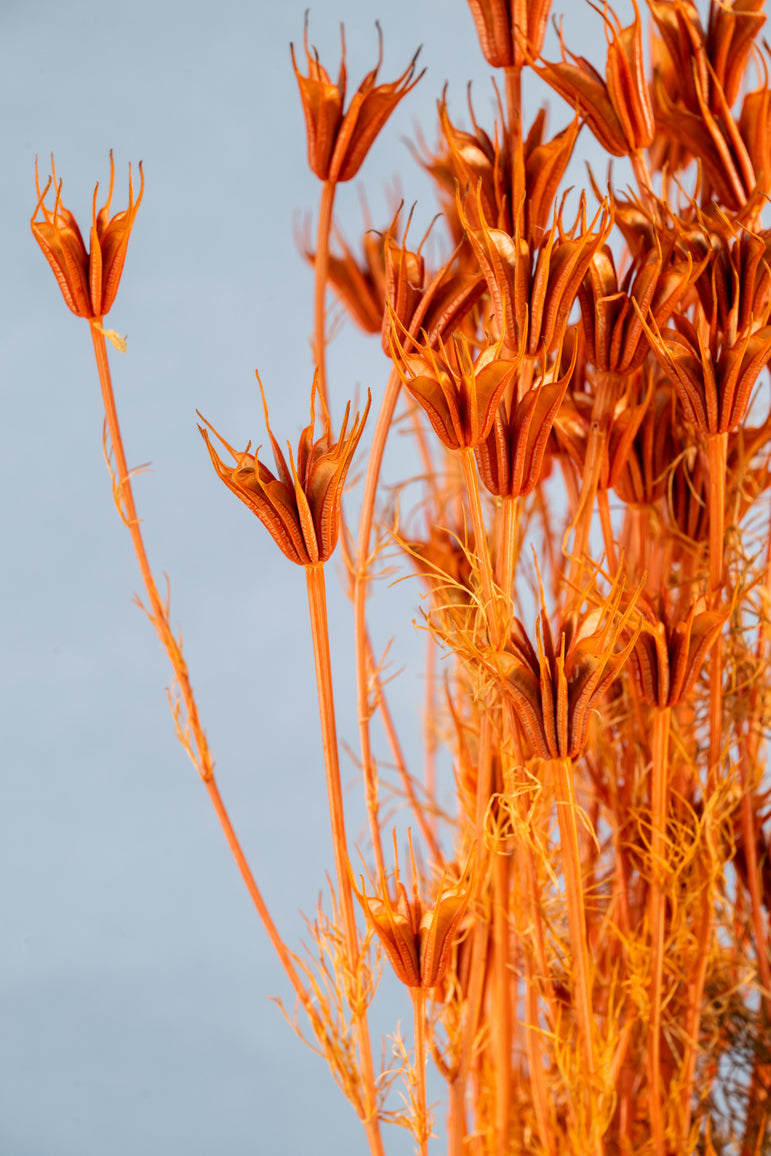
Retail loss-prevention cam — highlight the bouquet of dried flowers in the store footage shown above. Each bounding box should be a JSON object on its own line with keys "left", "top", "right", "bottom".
{"left": 31, "top": 1, "right": 771, "bottom": 1152}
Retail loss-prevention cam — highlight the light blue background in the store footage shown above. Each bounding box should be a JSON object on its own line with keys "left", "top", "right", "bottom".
{"left": 4, "top": 1, "right": 635, "bottom": 1152}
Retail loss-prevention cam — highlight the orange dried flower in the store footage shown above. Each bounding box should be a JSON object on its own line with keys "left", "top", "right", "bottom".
{"left": 641, "top": 311, "right": 771, "bottom": 435}
{"left": 199, "top": 374, "right": 370, "bottom": 567}
{"left": 31, "top": 152, "right": 144, "bottom": 320}
{"left": 382, "top": 207, "right": 484, "bottom": 355}
{"left": 629, "top": 592, "right": 730, "bottom": 708}
{"left": 390, "top": 322, "right": 520, "bottom": 452}
{"left": 578, "top": 231, "right": 697, "bottom": 374}
{"left": 494, "top": 573, "right": 641, "bottom": 760}
{"left": 532, "top": 0, "right": 654, "bottom": 157}
{"left": 466, "top": 0, "right": 553, "bottom": 68}
{"left": 475, "top": 344, "right": 574, "bottom": 497}
{"left": 460, "top": 188, "right": 612, "bottom": 357}
{"left": 291, "top": 17, "right": 423, "bottom": 184}
{"left": 305, "top": 217, "right": 387, "bottom": 335}
{"left": 353, "top": 838, "right": 472, "bottom": 990}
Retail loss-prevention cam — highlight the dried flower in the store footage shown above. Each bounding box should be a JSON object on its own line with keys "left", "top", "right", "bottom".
{"left": 199, "top": 373, "right": 370, "bottom": 566}
{"left": 629, "top": 592, "right": 730, "bottom": 708}
{"left": 304, "top": 215, "right": 387, "bottom": 335}
{"left": 466, "top": 0, "right": 553, "bottom": 69}
{"left": 382, "top": 207, "right": 484, "bottom": 355}
{"left": 353, "top": 839, "right": 472, "bottom": 990}
{"left": 475, "top": 343, "right": 574, "bottom": 497}
{"left": 640, "top": 311, "right": 771, "bottom": 435}
{"left": 390, "top": 321, "right": 519, "bottom": 452}
{"left": 494, "top": 573, "right": 641, "bottom": 760}
{"left": 31, "top": 152, "right": 144, "bottom": 320}
{"left": 460, "top": 188, "right": 612, "bottom": 357}
{"left": 578, "top": 231, "right": 697, "bottom": 374}
{"left": 532, "top": 0, "right": 654, "bottom": 157}
{"left": 291, "top": 17, "right": 423, "bottom": 184}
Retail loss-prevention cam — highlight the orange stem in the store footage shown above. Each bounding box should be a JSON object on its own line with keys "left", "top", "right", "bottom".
{"left": 89, "top": 323, "right": 311, "bottom": 1021}
{"left": 304, "top": 562, "right": 384, "bottom": 1156}
{"left": 313, "top": 180, "right": 336, "bottom": 409}
{"left": 648, "top": 707, "right": 671, "bottom": 1156}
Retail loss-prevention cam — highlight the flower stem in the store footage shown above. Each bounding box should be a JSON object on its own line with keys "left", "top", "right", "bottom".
{"left": 89, "top": 322, "right": 310, "bottom": 1018}
{"left": 550, "top": 756, "right": 601, "bottom": 1153}
{"left": 314, "top": 180, "right": 336, "bottom": 409}
{"left": 460, "top": 448, "right": 500, "bottom": 647}
{"left": 412, "top": 987, "right": 429, "bottom": 1156}
{"left": 648, "top": 706, "right": 671, "bottom": 1156}
{"left": 304, "top": 562, "right": 384, "bottom": 1155}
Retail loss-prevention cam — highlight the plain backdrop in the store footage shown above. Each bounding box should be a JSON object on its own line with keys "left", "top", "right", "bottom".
{"left": 3, "top": 1, "right": 636, "bottom": 1152}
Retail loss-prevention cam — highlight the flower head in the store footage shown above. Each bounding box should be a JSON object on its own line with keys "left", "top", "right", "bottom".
{"left": 353, "top": 835, "right": 473, "bottom": 990}
{"left": 629, "top": 591, "right": 730, "bottom": 708}
{"left": 199, "top": 373, "right": 370, "bottom": 566}
{"left": 31, "top": 152, "right": 144, "bottom": 319}
{"left": 532, "top": 0, "right": 654, "bottom": 157}
{"left": 291, "top": 17, "right": 423, "bottom": 184}
{"left": 495, "top": 570, "right": 641, "bottom": 760}
{"left": 390, "top": 319, "right": 520, "bottom": 452}
{"left": 466, "top": 0, "right": 553, "bottom": 69}
{"left": 475, "top": 341, "right": 575, "bottom": 498}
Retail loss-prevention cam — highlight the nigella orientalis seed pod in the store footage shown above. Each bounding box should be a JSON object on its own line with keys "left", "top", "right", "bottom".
{"left": 31, "top": 151, "right": 144, "bottom": 321}
{"left": 199, "top": 372, "right": 371, "bottom": 567}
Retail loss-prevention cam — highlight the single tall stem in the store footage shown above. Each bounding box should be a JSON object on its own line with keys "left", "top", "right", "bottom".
{"left": 412, "top": 988, "right": 429, "bottom": 1156}
{"left": 304, "top": 563, "right": 384, "bottom": 1156}
{"left": 551, "top": 756, "right": 601, "bottom": 1154}
{"left": 313, "top": 180, "right": 336, "bottom": 409}
{"left": 648, "top": 707, "right": 671, "bottom": 1156}
{"left": 460, "top": 449, "right": 500, "bottom": 647}
{"left": 89, "top": 324, "right": 312, "bottom": 1025}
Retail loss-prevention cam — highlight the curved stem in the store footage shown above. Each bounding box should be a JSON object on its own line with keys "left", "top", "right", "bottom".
{"left": 353, "top": 368, "right": 402, "bottom": 880}
{"left": 89, "top": 323, "right": 309, "bottom": 1020}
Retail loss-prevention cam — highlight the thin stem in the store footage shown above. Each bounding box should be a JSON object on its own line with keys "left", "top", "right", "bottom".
{"left": 597, "top": 488, "right": 618, "bottom": 577}
{"left": 648, "top": 707, "right": 671, "bottom": 1156}
{"left": 631, "top": 148, "right": 656, "bottom": 216}
{"left": 497, "top": 495, "right": 519, "bottom": 634}
{"left": 679, "top": 433, "right": 727, "bottom": 1143}
{"left": 567, "top": 373, "right": 617, "bottom": 593}
{"left": 353, "top": 368, "right": 402, "bottom": 880}
{"left": 304, "top": 563, "right": 384, "bottom": 1156}
{"left": 364, "top": 629, "right": 443, "bottom": 866}
{"left": 550, "top": 756, "right": 601, "bottom": 1153}
{"left": 492, "top": 847, "right": 512, "bottom": 1151}
{"left": 412, "top": 987, "right": 429, "bottom": 1156}
{"left": 314, "top": 180, "right": 336, "bottom": 409}
{"left": 89, "top": 323, "right": 309, "bottom": 1020}
{"left": 460, "top": 449, "right": 500, "bottom": 647}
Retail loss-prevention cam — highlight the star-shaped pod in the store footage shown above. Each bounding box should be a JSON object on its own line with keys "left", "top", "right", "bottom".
{"left": 494, "top": 572, "right": 641, "bottom": 760}
{"left": 352, "top": 838, "right": 472, "bottom": 990}
{"left": 31, "top": 152, "right": 144, "bottom": 320}
{"left": 627, "top": 591, "right": 730, "bottom": 709}
{"left": 291, "top": 17, "right": 423, "bottom": 184}
{"left": 390, "top": 321, "right": 520, "bottom": 452}
{"left": 466, "top": 0, "right": 552, "bottom": 68}
{"left": 199, "top": 374, "right": 370, "bottom": 567}
{"left": 475, "top": 341, "right": 575, "bottom": 498}
{"left": 532, "top": 0, "right": 654, "bottom": 157}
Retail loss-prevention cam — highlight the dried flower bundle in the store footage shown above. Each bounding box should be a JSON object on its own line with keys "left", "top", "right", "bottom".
{"left": 33, "top": 1, "right": 771, "bottom": 1154}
